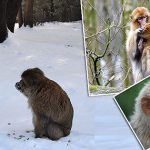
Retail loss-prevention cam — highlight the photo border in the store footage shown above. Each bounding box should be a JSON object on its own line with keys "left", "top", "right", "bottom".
{"left": 80, "top": 0, "right": 131, "bottom": 96}
{"left": 113, "top": 75, "right": 150, "bottom": 150}
{"left": 80, "top": 0, "right": 91, "bottom": 97}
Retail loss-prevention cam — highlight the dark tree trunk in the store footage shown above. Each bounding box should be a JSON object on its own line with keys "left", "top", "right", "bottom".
{"left": 50, "top": 0, "right": 54, "bottom": 21}
{"left": 0, "top": 0, "right": 8, "bottom": 43}
{"left": 6, "top": 0, "right": 22, "bottom": 32}
{"left": 24, "top": 0, "right": 34, "bottom": 28}
{"left": 17, "top": 6, "right": 23, "bottom": 28}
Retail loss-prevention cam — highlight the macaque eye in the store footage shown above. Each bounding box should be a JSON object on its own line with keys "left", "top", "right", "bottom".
{"left": 21, "top": 80, "right": 25, "bottom": 86}
{"left": 137, "top": 16, "right": 144, "bottom": 21}
{"left": 137, "top": 16, "right": 148, "bottom": 21}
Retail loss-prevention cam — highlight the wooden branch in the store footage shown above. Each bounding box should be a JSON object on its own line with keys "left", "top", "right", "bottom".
{"left": 104, "top": 75, "right": 115, "bottom": 86}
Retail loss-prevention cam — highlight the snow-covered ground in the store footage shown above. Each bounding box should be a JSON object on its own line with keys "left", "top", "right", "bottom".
{"left": 0, "top": 22, "right": 142, "bottom": 150}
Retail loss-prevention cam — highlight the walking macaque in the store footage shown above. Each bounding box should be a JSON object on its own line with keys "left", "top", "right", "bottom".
{"left": 126, "top": 7, "right": 150, "bottom": 82}
{"left": 15, "top": 68, "right": 74, "bottom": 140}
{"left": 130, "top": 81, "right": 150, "bottom": 149}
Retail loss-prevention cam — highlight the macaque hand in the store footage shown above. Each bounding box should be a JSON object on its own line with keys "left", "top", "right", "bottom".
{"left": 136, "top": 28, "right": 143, "bottom": 34}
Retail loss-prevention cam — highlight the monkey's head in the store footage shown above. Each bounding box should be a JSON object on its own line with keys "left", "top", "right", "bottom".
{"left": 130, "top": 7, "right": 150, "bottom": 30}
{"left": 15, "top": 68, "right": 44, "bottom": 97}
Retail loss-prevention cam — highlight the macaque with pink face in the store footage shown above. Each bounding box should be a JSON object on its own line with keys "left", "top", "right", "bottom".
{"left": 126, "top": 7, "right": 150, "bottom": 82}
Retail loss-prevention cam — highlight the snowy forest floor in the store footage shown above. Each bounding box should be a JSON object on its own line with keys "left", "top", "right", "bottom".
{"left": 0, "top": 22, "right": 142, "bottom": 150}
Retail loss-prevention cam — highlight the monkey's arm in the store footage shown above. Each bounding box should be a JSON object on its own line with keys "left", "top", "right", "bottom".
{"left": 141, "top": 47, "right": 150, "bottom": 77}
{"left": 126, "top": 28, "right": 143, "bottom": 60}
{"left": 126, "top": 28, "right": 144, "bottom": 82}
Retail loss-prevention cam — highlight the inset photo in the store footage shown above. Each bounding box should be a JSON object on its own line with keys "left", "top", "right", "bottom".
{"left": 114, "top": 76, "right": 150, "bottom": 150}
{"left": 81, "top": 0, "right": 150, "bottom": 95}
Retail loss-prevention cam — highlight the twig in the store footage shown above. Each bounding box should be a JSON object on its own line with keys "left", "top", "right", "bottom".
{"left": 104, "top": 75, "right": 115, "bottom": 86}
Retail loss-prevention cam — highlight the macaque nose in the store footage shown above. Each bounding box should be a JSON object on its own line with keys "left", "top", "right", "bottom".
{"left": 15, "top": 82, "right": 21, "bottom": 90}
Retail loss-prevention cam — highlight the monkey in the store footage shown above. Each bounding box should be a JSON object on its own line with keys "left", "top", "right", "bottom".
{"left": 130, "top": 81, "right": 150, "bottom": 149}
{"left": 138, "top": 23, "right": 150, "bottom": 77}
{"left": 126, "top": 7, "right": 150, "bottom": 82}
{"left": 15, "top": 68, "right": 74, "bottom": 140}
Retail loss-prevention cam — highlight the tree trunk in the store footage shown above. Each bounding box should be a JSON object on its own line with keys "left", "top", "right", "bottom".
{"left": 50, "top": 0, "right": 54, "bottom": 21}
{"left": 24, "top": 0, "right": 34, "bottom": 27}
{"left": 17, "top": 6, "right": 23, "bottom": 28}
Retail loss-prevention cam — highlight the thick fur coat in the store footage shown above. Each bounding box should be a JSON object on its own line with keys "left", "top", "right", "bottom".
{"left": 130, "top": 82, "right": 150, "bottom": 149}
{"left": 15, "top": 68, "right": 74, "bottom": 140}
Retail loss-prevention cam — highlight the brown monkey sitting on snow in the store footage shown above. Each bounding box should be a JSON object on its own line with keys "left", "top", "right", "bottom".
{"left": 130, "top": 81, "right": 150, "bottom": 149}
{"left": 15, "top": 68, "right": 74, "bottom": 140}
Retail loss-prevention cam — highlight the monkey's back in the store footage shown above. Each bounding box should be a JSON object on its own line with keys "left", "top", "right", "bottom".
{"left": 29, "top": 77, "right": 74, "bottom": 130}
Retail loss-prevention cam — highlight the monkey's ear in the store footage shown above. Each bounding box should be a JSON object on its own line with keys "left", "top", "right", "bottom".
{"left": 141, "top": 96, "right": 150, "bottom": 115}
{"left": 33, "top": 68, "right": 44, "bottom": 76}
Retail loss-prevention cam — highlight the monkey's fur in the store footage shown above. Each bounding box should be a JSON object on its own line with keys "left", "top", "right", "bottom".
{"left": 130, "top": 82, "right": 150, "bottom": 149}
{"left": 15, "top": 68, "right": 74, "bottom": 140}
{"left": 126, "top": 7, "right": 150, "bottom": 82}
{"left": 138, "top": 23, "right": 150, "bottom": 77}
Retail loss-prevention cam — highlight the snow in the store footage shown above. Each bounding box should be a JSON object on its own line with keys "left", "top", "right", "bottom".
{"left": 0, "top": 22, "right": 142, "bottom": 150}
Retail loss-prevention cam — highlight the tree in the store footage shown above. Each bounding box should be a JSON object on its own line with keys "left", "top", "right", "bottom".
{"left": 17, "top": 7, "right": 23, "bottom": 28}
{"left": 24, "top": 0, "right": 34, "bottom": 27}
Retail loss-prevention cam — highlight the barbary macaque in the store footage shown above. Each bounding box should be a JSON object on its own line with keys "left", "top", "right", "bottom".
{"left": 15, "top": 68, "right": 74, "bottom": 140}
{"left": 130, "top": 81, "right": 150, "bottom": 149}
{"left": 126, "top": 7, "right": 150, "bottom": 82}
{"left": 138, "top": 23, "right": 150, "bottom": 77}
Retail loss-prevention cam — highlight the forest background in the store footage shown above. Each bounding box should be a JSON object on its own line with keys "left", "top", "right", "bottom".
{"left": 82, "top": 0, "right": 150, "bottom": 95}
{"left": 17, "top": 0, "right": 81, "bottom": 27}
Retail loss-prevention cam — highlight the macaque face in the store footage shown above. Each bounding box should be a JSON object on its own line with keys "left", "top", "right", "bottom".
{"left": 15, "top": 68, "right": 45, "bottom": 96}
{"left": 137, "top": 16, "right": 148, "bottom": 27}
{"left": 130, "top": 7, "right": 150, "bottom": 30}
